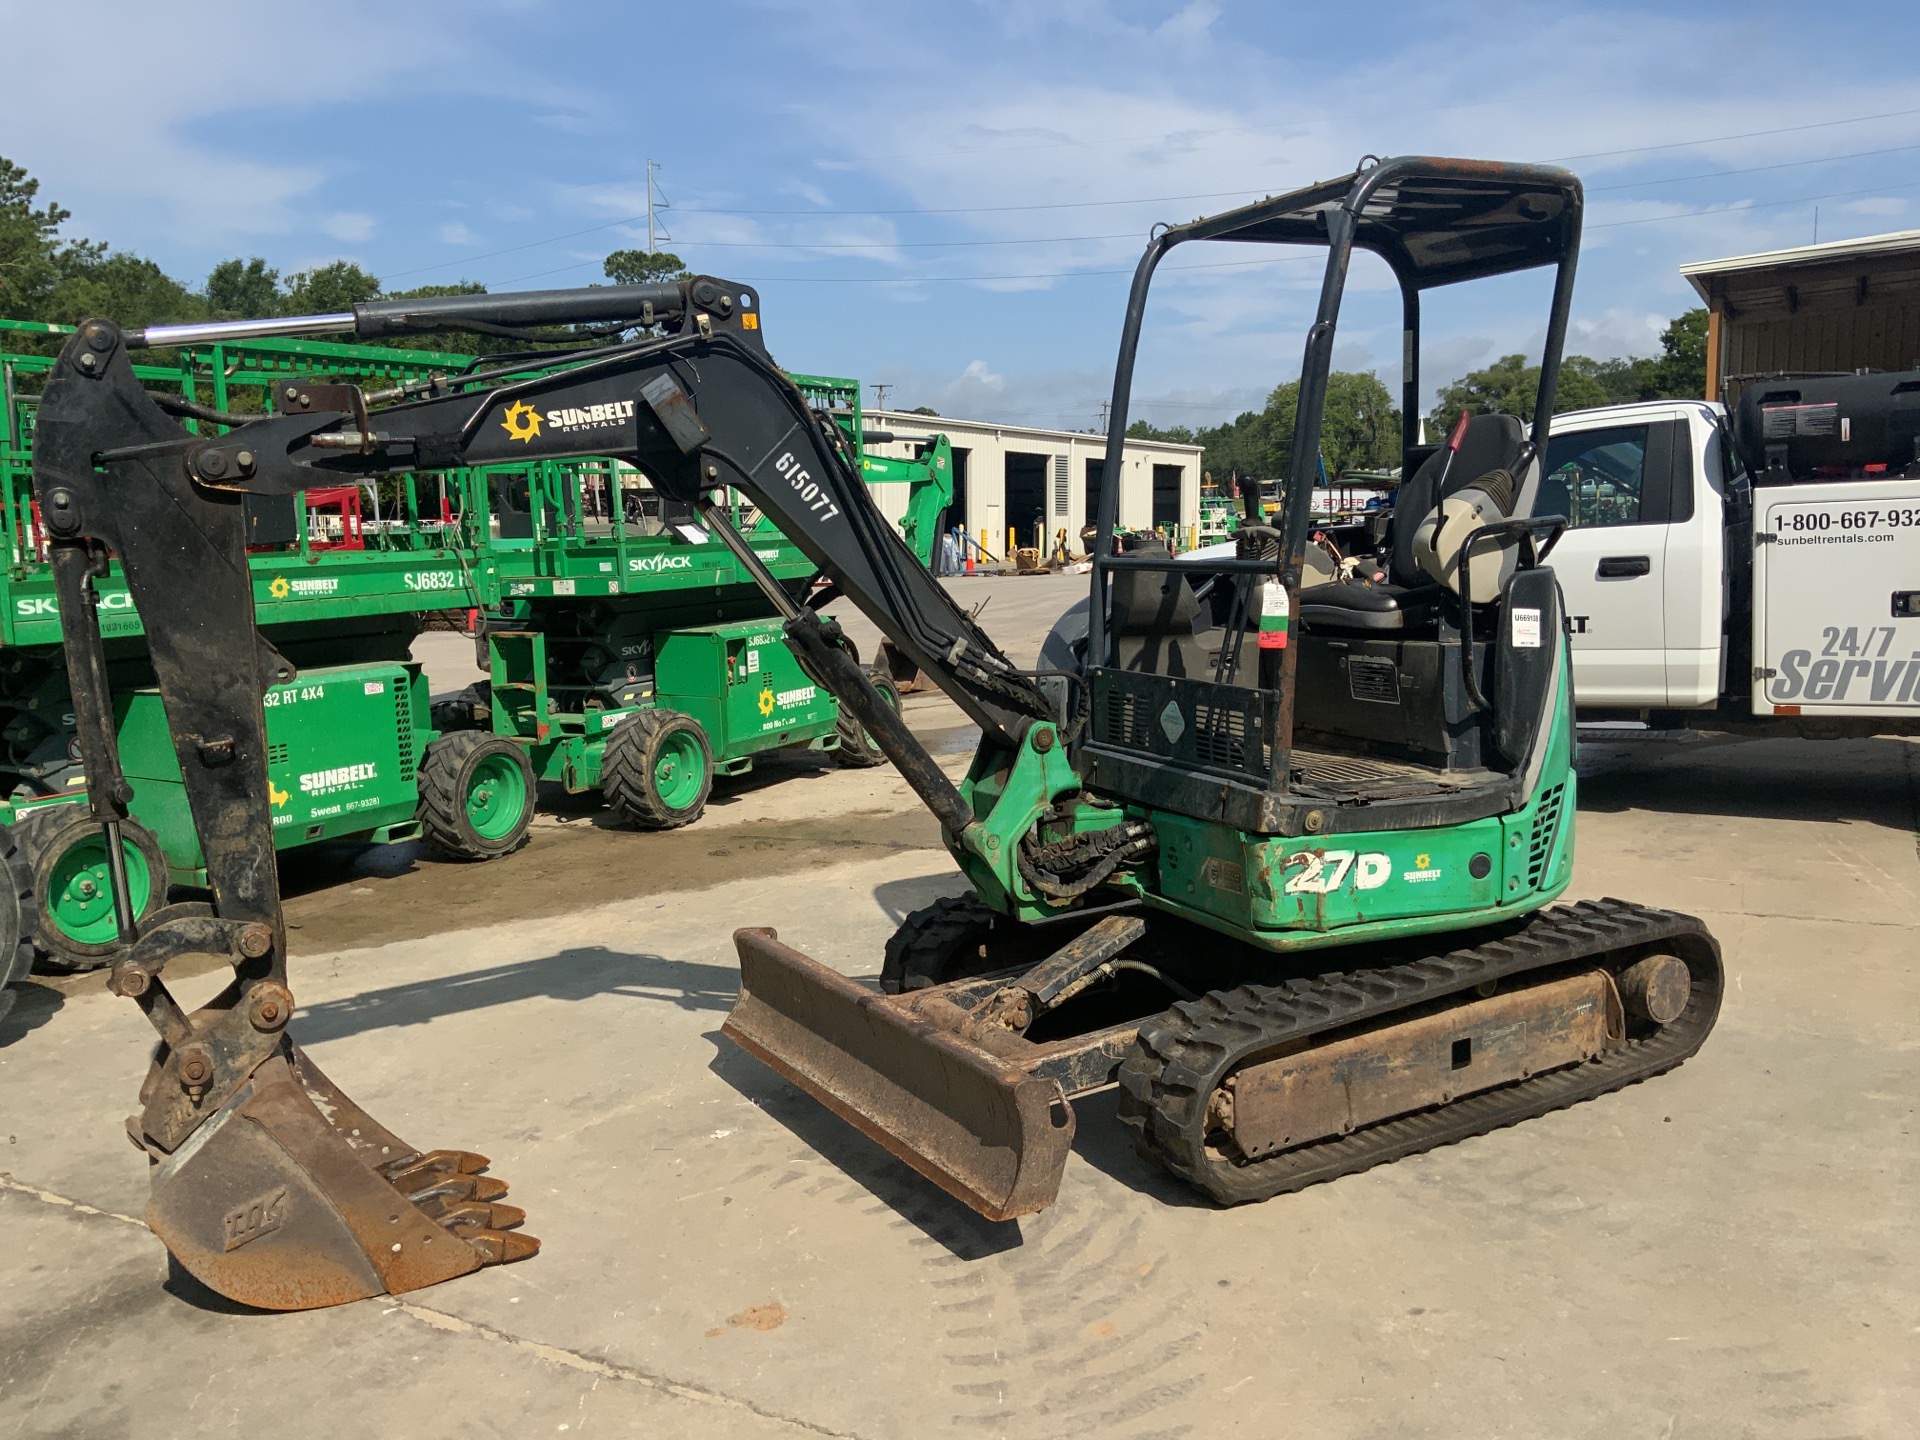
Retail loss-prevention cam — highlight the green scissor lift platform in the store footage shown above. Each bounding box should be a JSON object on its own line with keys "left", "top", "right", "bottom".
{"left": 0, "top": 324, "right": 938, "bottom": 981}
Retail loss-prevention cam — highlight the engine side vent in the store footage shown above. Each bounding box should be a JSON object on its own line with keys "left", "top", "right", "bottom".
{"left": 267, "top": 742, "right": 290, "bottom": 766}
{"left": 396, "top": 684, "right": 417, "bottom": 783}
{"left": 1527, "top": 782, "right": 1565, "bottom": 889}
{"left": 1347, "top": 656, "right": 1401, "bottom": 705}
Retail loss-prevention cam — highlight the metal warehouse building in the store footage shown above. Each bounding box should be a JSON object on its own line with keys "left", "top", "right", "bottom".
{"left": 857, "top": 410, "right": 1203, "bottom": 558}
{"left": 1682, "top": 229, "right": 1920, "bottom": 397}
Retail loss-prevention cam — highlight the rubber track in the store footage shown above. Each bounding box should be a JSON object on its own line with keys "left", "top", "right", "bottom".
{"left": 1114, "top": 898, "right": 1724, "bottom": 1205}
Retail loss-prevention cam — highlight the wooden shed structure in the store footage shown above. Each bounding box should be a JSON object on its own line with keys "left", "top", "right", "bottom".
{"left": 1681, "top": 230, "right": 1920, "bottom": 400}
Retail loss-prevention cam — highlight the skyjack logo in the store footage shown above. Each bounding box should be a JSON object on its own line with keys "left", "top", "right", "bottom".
{"left": 628, "top": 554, "right": 695, "bottom": 573}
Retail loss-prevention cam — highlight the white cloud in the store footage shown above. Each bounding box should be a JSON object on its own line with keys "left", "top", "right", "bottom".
{"left": 1841, "top": 197, "right": 1909, "bottom": 217}
{"left": 324, "top": 212, "right": 376, "bottom": 243}
{"left": 440, "top": 222, "right": 480, "bottom": 246}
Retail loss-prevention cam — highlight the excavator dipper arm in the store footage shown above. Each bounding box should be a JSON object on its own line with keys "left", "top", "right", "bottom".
{"left": 34, "top": 278, "right": 1065, "bottom": 1303}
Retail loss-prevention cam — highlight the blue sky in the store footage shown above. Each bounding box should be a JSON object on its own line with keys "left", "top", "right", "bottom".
{"left": 8, "top": 0, "right": 1920, "bottom": 429}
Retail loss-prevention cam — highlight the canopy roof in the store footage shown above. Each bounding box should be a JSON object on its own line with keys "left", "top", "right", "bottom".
{"left": 1168, "top": 156, "right": 1583, "bottom": 289}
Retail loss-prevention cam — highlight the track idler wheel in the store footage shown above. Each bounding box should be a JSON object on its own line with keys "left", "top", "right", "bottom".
{"left": 142, "top": 1040, "right": 537, "bottom": 1310}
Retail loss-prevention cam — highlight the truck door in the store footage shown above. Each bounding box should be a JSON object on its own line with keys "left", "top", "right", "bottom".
{"left": 1535, "top": 417, "right": 1678, "bottom": 706}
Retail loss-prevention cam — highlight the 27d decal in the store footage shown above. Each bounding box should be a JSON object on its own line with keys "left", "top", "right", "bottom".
{"left": 1283, "top": 850, "right": 1392, "bottom": 895}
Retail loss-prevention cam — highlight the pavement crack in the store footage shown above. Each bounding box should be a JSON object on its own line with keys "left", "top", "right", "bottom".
{"left": 0, "top": 1173, "right": 144, "bottom": 1227}
{"left": 392, "top": 1300, "right": 868, "bottom": 1439}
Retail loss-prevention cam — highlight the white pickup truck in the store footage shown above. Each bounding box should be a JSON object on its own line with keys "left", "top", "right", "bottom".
{"left": 1539, "top": 378, "right": 1920, "bottom": 738}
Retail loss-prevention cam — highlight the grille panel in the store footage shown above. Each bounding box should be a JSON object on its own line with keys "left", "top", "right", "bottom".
{"left": 1527, "top": 783, "right": 1565, "bottom": 888}
{"left": 396, "top": 684, "right": 417, "bottom": 782}
{"left": 1092, "top": 669, "right": 1274, "bottom": 782}
{"left": 1347, "top": 656, "right": 1400, "bottom": 705}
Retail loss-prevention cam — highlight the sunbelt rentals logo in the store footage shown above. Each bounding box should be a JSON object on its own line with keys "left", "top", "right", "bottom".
{"left": 268, "top": 575, "right": 340, "bottom": 599}
{"left": 299, "top": 762, "right": 377, "bottom": 797}
{"left": 501, "top": 400, "right": 542, "bottom": 443}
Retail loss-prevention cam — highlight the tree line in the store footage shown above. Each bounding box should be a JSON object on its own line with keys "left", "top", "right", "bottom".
{"left": 0, "top": 155, "right": 688, "bottom": 354}
{"left": 1129, "top": 312, "right": 1708, "bottom": 481}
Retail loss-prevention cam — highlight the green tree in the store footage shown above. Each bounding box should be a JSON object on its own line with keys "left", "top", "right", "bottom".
{"left": 0, "top": 155, "right": 77, "bottom": 320}
{"left": 907, "top": 405, "right": 940, "bottom": 416}
{"left": 1130, "top": 370, "right": 1399, "bottom": 484}
{"left": 1429, "top": 353, "right": 1615, "bottom": 430}
{"left": 1654, "top": 307, "right": 1709, "bottom": 398}
{"left": 282, "top": 260, "right": 382, "bottom": 315}
{"left": 47, "top": 252, "right": 203, "bottom": 330}
{"left": 604, "top": 248, "right": 691, "bottom": 285}
{"left": 205, "top": 257, "right": 282, "bottom": 318}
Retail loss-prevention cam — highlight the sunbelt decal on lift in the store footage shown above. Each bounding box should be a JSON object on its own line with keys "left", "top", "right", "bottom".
{"left": 16, "top": 592, "right": 134, "bottom": 618}
{"left": 268, "top": 575, "right": 340, "bottom": 598}
{"left": 300, "top": 762, "right": 377, "bottom": 797}
{"left": 757, "top": 683, "right": 817, "bottom": 717}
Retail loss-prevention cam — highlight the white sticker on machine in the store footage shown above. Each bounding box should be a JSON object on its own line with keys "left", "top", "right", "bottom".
{"left": 1511, "top": 606, "right": 1542, "bottom": 649}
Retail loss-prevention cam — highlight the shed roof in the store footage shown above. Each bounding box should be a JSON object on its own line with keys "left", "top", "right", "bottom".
{"left": 1681, "top": 229, "right": 1920, "bottom": 301}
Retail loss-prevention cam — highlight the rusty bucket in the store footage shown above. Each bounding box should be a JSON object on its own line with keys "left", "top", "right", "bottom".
{"left": 143, "top": 1042, "right": 536, "bottom": 1310}
{"left": 724, "top": 928, "right": 1075, "bottom": 1221}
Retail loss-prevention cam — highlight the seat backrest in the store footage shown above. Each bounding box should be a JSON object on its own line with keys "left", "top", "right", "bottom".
{"left": 1109, "top": 568, "right": 1201, "bottom": 636}
{"left": 1388, "top": 413, "right": 1527, "bottom": 587}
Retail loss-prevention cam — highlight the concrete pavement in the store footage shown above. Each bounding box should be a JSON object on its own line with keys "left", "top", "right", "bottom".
{"left": 2, "top": 682, "right": 1915, "bottom": 1436}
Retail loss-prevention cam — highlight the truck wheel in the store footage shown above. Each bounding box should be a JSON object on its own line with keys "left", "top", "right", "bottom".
{"left": 13, "top": 807, "right": 169, "bottom": 973}
{"left": 831, "top": 665, "right": 901, "bottom": 769}
{"left": 601, "top": 709, "right": 712, "bottom": 829}
{"left": 417, "top": 731, "right": 536, "bottom": 860}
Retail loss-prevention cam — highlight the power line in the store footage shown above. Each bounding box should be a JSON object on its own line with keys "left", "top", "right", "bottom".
{"left": 1550, "top": 105, "right": 1920, "bottom": 164}
{"left": 1590, "top": 176, "right": 1920, "bottom": 230}
{"left": 380, "top": 105, "right": 1920, "bottom": 289}
{"left": 1589, "top": 141, "right": 1920, "bottom": 193}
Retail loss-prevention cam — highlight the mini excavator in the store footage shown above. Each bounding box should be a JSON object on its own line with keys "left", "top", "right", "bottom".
{"left": 35, "top": 156, "right": 1720, "bottom": 1309}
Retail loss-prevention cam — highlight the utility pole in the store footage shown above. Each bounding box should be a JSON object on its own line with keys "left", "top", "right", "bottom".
{"left": 1096, "top": 400, "right": 1111, "bottom": 434}
{"left": 871, "top": 382, "right": 893, "bottom": 411}
{"left": 646, "top": 160, "right": 672, "bottom": 255}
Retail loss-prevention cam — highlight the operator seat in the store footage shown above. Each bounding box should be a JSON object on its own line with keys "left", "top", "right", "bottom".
{"left": 1109, "top": 559, "right": 1213, "bottom": 678}
{"left": 1297, "top": 413, "right": 1529, "bottom": 633}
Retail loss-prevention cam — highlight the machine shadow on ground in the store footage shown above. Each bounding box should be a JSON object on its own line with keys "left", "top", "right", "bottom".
{"left": 0, "top": 978, "right": 63, "bottom": 1046}
{"left": 290, "top": 946, "right": 740, "bottom": 1046}
{"left": 703, "top": 1035, "right": 1027, "bottom": 1262}
{"left": 1576, "top": 736, "right": 1920, "bottom": 833}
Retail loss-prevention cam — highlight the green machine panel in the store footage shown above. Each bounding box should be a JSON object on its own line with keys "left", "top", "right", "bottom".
{"left": 113, "top": 661, "right": 430, "bottom": 880}
{"left": 653, "top": 618, "right": 839, "bottom": 763}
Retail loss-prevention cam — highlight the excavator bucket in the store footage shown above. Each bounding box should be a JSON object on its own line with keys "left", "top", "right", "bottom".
{"left": 143, "top": 1042, "right": 536, "bottom": 1311}
{"left": 724, "top": 928, "right": 1075, "bottom": 1221}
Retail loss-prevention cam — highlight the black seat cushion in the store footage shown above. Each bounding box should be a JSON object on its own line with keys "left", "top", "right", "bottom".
{"left": 1298, "top": 580, "right": 1443, "bottom": 633}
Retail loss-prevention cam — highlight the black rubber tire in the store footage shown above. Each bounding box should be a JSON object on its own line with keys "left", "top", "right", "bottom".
{"left": 416, "top": 731, "right": 536, "bottom": 860}
{"left": 880, "top": 892, "right": 1004, "bottom": 993}
{"left": 0, "top": 831, "right": 32, "bottom": 1030}
{"left": 600, "top": 708, "right": 713, "bottom": 830}
{"left": 15, "top": 807, "right": 169, "bottom": 974}
{"left": 429, "top": 681, "right": 492, "bottom": 734}
{"left": 831, "top": 664, "right": 901, "bottom": 769}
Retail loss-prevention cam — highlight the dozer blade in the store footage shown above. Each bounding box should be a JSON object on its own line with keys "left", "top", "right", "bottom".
{"left": 724, "top": 928, "right": 1075, "bottom": 1222}
{"left": 144, "top": 1043, "right": 537, "bottom": 1311}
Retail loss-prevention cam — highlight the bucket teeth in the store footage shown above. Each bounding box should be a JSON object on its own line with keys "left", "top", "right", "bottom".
{"left": 434, "top": 1200, "right": 529, "bottom": 1236}
{"left": 403, "top": 1173, "right": 512, "bottom": 1206}
{"left": 467, "top": 1229, "right": 543, "bottom": 1265}
{"left": 379, "top": 1149, "right": 491, "bottom": 1187}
